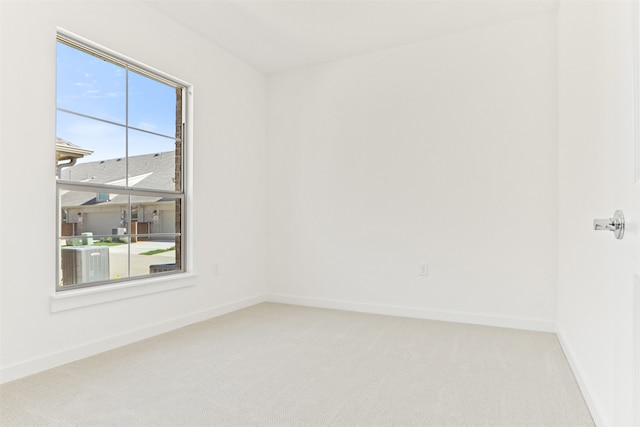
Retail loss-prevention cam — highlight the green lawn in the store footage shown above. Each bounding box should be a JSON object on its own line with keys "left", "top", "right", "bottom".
{"left": 140, "top": 246, "right": 176, "bottom": 256}
{"left": 92, "top": 241, "right": 126, "bottom": 247}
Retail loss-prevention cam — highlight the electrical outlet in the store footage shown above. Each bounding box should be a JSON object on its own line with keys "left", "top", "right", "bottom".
{"left": 419, "top": 264, "right": 429, "bottom": 277}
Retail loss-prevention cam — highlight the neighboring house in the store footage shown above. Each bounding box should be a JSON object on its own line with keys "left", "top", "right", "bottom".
{"left": 58, "top": 148, "right": 177, "bottom": 239}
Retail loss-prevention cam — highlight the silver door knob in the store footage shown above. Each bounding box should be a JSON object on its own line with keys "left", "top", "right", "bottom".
{"left": 593, "top": 210, "right": 625, "bottom": 240}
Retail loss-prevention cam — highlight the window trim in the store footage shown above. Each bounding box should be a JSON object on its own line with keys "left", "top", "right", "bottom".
{"left": 50, "top": 272, "right": 197, "bottom": 313}
{"left": 55, "top": 28, "right": 193, "bottom": 294}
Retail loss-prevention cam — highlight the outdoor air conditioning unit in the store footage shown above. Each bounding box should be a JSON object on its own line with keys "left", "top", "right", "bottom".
{"left": 61, "top": 246, "right": 110, "bottom": 285}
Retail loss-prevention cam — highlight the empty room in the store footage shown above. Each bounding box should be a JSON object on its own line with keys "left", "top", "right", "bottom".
{"left": 0, "top": 1, "right": 638, "bottom": 426}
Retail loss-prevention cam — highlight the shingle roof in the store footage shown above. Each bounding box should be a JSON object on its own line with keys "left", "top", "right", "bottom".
{"left": 60, "top": 151, "right": 178, "bottom": 207}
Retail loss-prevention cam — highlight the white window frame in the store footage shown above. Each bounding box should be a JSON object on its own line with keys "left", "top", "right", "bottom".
{"left": 54, "top": 29, "right": 194, "bottom": 304}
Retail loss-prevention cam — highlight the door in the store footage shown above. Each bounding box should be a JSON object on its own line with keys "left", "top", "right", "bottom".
{"left": 558, "top": 2, "right": 640, "bottom": 426}
{"left": 613, "top": 3, "right": 640, "bottom": 426}
{"left": 609, "top": 2, "right": 640, "bottom": 425}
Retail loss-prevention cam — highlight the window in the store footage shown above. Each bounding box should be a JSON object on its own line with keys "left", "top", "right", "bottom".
{"left": 56, "top": 33, "right": 187, "bottom": 291}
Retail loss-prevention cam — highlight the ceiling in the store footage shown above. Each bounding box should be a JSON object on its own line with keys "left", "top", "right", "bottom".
{"left": 148, "top": 0, "right": 558, "bottom": 74}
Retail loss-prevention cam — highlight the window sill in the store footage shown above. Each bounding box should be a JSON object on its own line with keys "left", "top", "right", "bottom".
{"left": 50, "top": 273, "right": 197, "bottom": 313}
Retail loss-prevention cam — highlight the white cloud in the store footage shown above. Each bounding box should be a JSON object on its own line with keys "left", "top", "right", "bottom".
{"left": 136, "top": 122, "right": 157, "bottom": 132}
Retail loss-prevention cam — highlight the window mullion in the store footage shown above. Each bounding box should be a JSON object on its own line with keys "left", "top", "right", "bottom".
{"left": 57, "top": 108, "right": 177, "bottom": 141}
{"left": 57, "top": 182, "right": 182, "bottom": 199}
{"left": 127, "top": 195, "right": 131, "bottom": 280}
{"left": 125, "top": 65, "right": 129, "bottom": 189}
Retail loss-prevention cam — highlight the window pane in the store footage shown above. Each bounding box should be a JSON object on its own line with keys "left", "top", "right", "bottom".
{"left": 59, "top": 237, "right": 132, "bottom": 286}
{"left": 57, "top": 111, "right": 126, "bottom": 181}
{"left": 56, "top": 42, "right": 126, "bottom": 124}
{"left": 59, "top": 244, "right": 113, "bottom": 287}
{"left": 128, "top": 70, "right": 178, "bottom": 138}
{"left": 128, "top": 129, "right": 179, "bottom": 191}
{"left": 60, "top": 189, "right": 130, "bottom": 239}
{"left": 130, "top": 239, "right": 180, "bottom": 279}
{"left": 58, "top": 186, "right": 131, "bottom": 287}
{"left": 131, "top": 196, "right": 181, "bottom": 235}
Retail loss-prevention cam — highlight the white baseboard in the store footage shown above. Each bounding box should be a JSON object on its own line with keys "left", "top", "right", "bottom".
{"left": 0, "top": 294, "right": 266, "bottom": 384}
{"left": 556, "top": 331, "right": 608, "bottom": 427}
{"left": 265, "top": 293, "right": 556, "bottom": 332}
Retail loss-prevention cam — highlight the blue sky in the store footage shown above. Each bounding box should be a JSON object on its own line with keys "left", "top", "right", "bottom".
{"left": 56, "top": 42, "right": 178, "bottom": 164}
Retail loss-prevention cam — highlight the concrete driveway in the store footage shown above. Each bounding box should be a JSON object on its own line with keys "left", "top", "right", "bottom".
{"left": 106, "top": 241, "right": 176, "bottom": 279}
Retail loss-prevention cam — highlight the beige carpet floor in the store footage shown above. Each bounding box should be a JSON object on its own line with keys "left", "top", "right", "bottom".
{"left": 1, "top": 303, "right": 594, "bottom": 426}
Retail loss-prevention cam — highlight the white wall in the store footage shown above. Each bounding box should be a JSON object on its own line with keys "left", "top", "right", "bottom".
{"left": 267, "top": 13, "right": 558, "bottom": 330}
{"left": 0, "top": 1, "right": 267, "bottom": 382}
{"left": 557, "top": 2, "right": 638, "bottom": 426}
